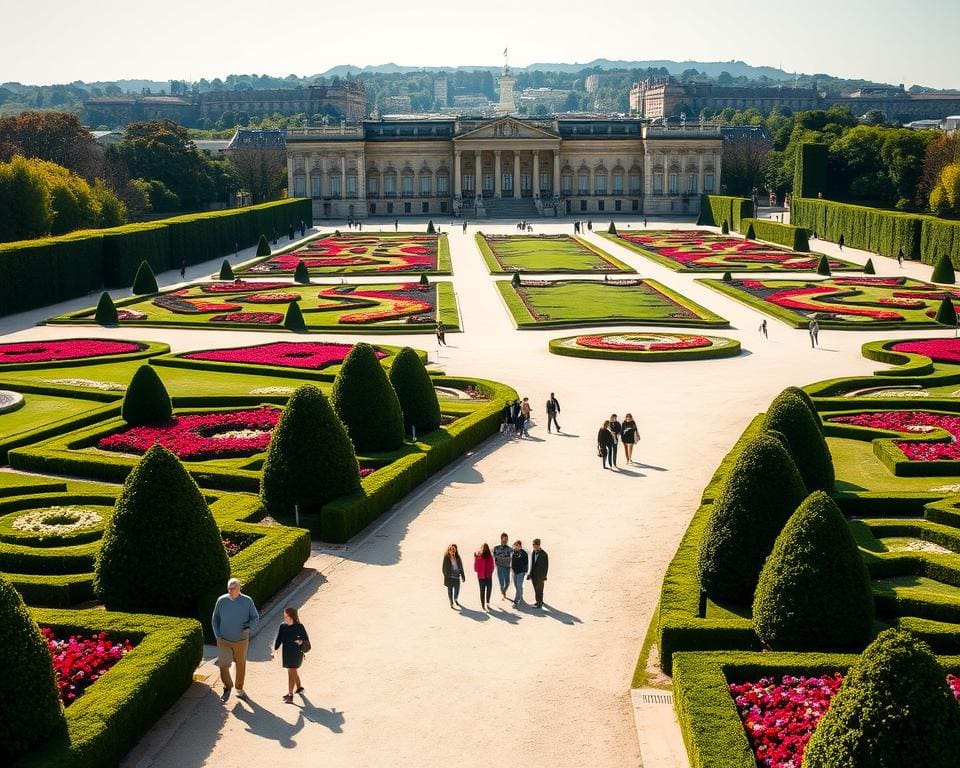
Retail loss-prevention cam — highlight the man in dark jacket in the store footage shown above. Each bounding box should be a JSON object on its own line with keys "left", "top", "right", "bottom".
{"left": 546, "top": 392, "right": 561, "bottom": 433}
{"left": 511, "top": 540, "right": 529, "bottom": 607}
{"left": 528, "top": 538, "right": 549, "bottom": 608}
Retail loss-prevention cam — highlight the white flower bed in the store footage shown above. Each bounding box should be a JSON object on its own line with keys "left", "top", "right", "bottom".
{"left": 41, "top": 378, "right": 126, "bottom": 391}
{"left": 12, "top": 506, "right": 103, "bottom": 534}
{"left": 250, "top": 386, "right": 295, "bottom": 395}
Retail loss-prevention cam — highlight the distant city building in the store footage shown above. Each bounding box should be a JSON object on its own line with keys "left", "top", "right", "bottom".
{"left": 518, "top": 88, "right": 573, "bottom": 111}
{"left": 434, "top": 76, "right": 448, "bottom": 107}
{"left": 226, "top": 128, "right": 286, "bottom": 151}
{"left": 495, "top": 65, "right": 517, "bottom": 115}
{"left": 453, "top": 95, "right": 492, "bottom": 110}
{"left": 382, "top": 95, "right": 413, "bottom": 113}
{"left": 585, "top": 75, "right": 601, "bottom": 93}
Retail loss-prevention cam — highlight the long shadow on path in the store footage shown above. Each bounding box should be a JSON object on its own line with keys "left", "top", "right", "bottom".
{"left": 296, "top": 694, "right": 346, "bottom": 733}
{"left": 231, "top": 696, "right": 305, "bottom": 748}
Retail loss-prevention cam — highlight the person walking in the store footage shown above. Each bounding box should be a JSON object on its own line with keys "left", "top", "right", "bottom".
{"left": 436, "top": 320, "right": 446, "bottom": 346}
{"left": 442, "top": 544, "right": 466, "bottom": 609}
{"left": 546, "top": 392, "right": 561, "bottom": 433}
{"left": 272, "top": 606, "right": 310, "bottom": 703}
{"left": 493, "top": 533, "right": 512, "bottom": 600}
{"left": 520, "top": 397, "right": 532, "bottom": 437}
{"left": 528, "top": 539, "right": 549, "bottom": 609}
{"left": 462, "top": 220, "right": 467, "bottom": 233}
{"left": 898, "top": 247, "right": 904, "bottom": 268}
{"left": 180, "top": 257, "right": 187, "bottom": 280}
{"left": 597, "top": 420, "right": 615, "bottom": 469}
{"left": 212, "top": 578, "right": 260, "bottom": 702}
{"left": 474, "top": 543, "right": 495, "bottom": 610}
{"left": 838, "top": 233, "right": 845, "bottom": 251}
{"left": 299, "top": 219, "right": 306, "bottom": 237}
{"left": 608, "top": 414, "right": 622, "bottom": 468}
{"left": 808, "top": 319, "right": 820, "bottom": 348}
{"left": 643, "top": 216, "right": 648, "bottom": 228}
{"left": 394, "top": 218, "right": 399, "bottom": 231}
{"left": 621, "top": 413, "right": 638, "bottom": 464}
{"left": 587, "top": 220, "right": 593, "bottom": 231}
{"left": 511, "top": 540, "right": 529, "bottom": 607}
{"left": 759, "top": 318, "right": 768, "bottom": 339}
{"left": 511, "top": 399, "right": 522, "bottom": 438}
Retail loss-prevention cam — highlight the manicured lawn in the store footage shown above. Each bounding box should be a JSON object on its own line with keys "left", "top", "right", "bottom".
{"left": 497, "top": 278, "right": 728, "bottom": 329}
{"left": 478, "top": 233, "right": 634, "bottom": 274}
{"left": 603, "top": 229, "right": 859, "bottom": 272}
{"left": 235, "top": 232, "right": 451, "bottom": 275}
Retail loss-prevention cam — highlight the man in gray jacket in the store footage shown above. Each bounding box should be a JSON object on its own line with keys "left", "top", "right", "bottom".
{"left": 212, "top": 578, "right": 259, "bottom": 701}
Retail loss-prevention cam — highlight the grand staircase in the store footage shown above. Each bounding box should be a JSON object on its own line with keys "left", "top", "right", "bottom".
{"left": 479, "top": 196, "right": 540, "bottom": 220}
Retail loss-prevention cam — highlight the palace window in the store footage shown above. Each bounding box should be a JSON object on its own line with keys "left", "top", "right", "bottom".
{"left": 688, "top": 174, "right": 697, "bottom": 194}
{"left": 347, "top": 175, "right": 358, "bottom": 198}
{"left": 595, "top": 174, "right": 607, "bottom": 195}
{"left": 562, "top": 175, "right": 573, "bottom": 194}
{"left": 385, "top": 174, "right": 397, "bottom": 195}
{"left": 402, "top": 175, "right": 414, "bottom": 196}
{"left": 503, "top": 172, "right": 513, "bottom": 192}
{"left": 613, "top": 174, "right": 623, "bottom": 194}
{"left": 420, "top": 175, "right": 432, "bottom": 196}
{"left": 293, "top": 175, "right": 306, "bottom": 198}
{"left": 598, "top": 199, "right": 605, "bottom": 211}
{"left": 483, "top": 173, "right": 494, "bottom": 193}
{"left": 437, "top": 174, "right": 449, "bottom": 195}
{"left": 615, "top": 199, "right": 622, "bottom": 212}
{"left": 422, "top": 202, "right": 429, "bottom": 213}
{"left": 330, "top": 176, "right": 341, "bottom": 198}
{"left": 367, "top": 176, "right": 379, "bottom": 196}
{"left": 463, "top": 173, "right": 475, "bottom": 192}
{"left": 540, "top": 172, "right": 550, "bottom": 193}
{"left": 311, "top": 175, "right": 321, "bottom": 198}
{"left": 653, "top": 172, "right": 664, "bottom": 194}
{"left": 521, "top": 174, "right": 531, "bottom": 193}
{"left": 668, "top": 173, "right": 679, "bottom": 195}
{"left": 578, "top": 173, "right": 589, "bottom": 194}
{"left": 629, "top": 173, "right": 641, "bottom": 194}
{"left": 704, "top": 173, "right": 715, "bottom": 192}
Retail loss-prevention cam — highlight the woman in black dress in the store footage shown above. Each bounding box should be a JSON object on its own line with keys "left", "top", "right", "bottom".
{"left": 273, "top": 606, "right": 310, "bottom": 702}
{"left": 621, "top": 413, "right": 638, "bottom": 464}
{"left": 597, "top": 420, "right": 615, "bottom": 469}
{"left": 442, "top": 543, "right": 466, "bottom": 609}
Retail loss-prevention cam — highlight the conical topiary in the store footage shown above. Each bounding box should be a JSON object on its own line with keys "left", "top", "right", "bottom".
{"left": 284, "top": 300, "right": 306, "bottom": 331}
{"left": 863, "top": 258, "right": 875, "bottom": 274}
{"left": 331, "top": 342, "right": 405, "bottom": 452}
{"left": 0, "top": 575, "right": 63, "bottom": 761}
{"left": 426, "top": 220, "right": 436, "bottom": 234}
{"left": 721, "top": 219, "right": 729, "bottom": 234}
{"left": 256, "top": 234, "right": 271, "bottom": 257}
{"left": 419, "top": 271, "right": 429, "bottom": 286}
{"left": 294, "top": 259, "right": 310, "bottom": 284}
{"left": 94, "top": 444, "right": 229, "bottom": 621}
{"left": 389, "top": 347, "right": 442, "bottom": 435}
{"left": 816, "top": 254, "right": 832, "bottom": 276}
{"left": 607, "top": 221, "right": 617, "bottom": 234}
{"left": 260, "top": 385, "right": 361, "bottom": 516}
{"left": 697, "top": 433, "right": 807, "bottom": 604}
{"left": 95, "top": 291, "right": 118, "bottom": 325}
{"left": 935, "top": 297, "right": 957, "bottom": 327}
{"left": 722, "top": 270, "right": 732, "bottom": 282}
{"left": 762, "top": 388, "right": 834, "bottom": 493}
{"left": 511, "top": 271, "right": 521, "bottom": 287}
{"left": 745, "top": 222, "right": 756, "bottom": 240}
{"left": 132, "top": 260, "right": 158, "bottom": 294}
{"left": 932, "top": 253, "right": 956, "bottom": 285}
{"left": 121, "top": 364, "right": 172, "bottom": 425}
{"left": 753, "top": 491, "right": 874, "bottom": 650}
{"left": 784, "top": 385, "right": 824, "bottom": 434}
{"left": 219, "top": 259, "right": 235, "bottom": 280}
{"left": 804, "top": 629, "right": 960, "bottom": 768}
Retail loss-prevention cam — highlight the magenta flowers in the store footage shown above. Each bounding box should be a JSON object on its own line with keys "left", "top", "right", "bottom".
{"left": 42, "top": 627, "right": 134, "bottom": 705}
{"left": 892, "top": 338, "right": 960, "bottom": 364}
{"left": 829, "top": 410, "right": 960, "bottom": 461}
{"left": 183, "top": 342, "right": 385, "bottom": 370}
{"left": 0, "top": 339, "right": 142, "bottom": 365}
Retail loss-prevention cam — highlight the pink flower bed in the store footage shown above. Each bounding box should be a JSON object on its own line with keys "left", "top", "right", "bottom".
{"left": 318, "top": 284, "right": 436, "bottom": 324}
{"left": 200, "top": 281, "right": 292, "bottom": 293}
{"left": 0, "top": 339, "right": 142, "bottom": 365}
{"left": 42, "top": 627, "right": 134, "bottom": 705}
{"left": 154, "top": 293, "right": 242, "bottom": 314}
{"left": 244, "top": 293, "right": 300, "bottom": 303}
{"left": 575, "top": 334, "right": 712, "bottom": 351}
{"left": 829, "top": 410, "right": 960, "bottom": 461}
{"left": 892, "top": 338, "right": 960, "bottom": 364}
{"left": 183, "top": 342, "right": 385, "bottom": 370}
{"left": 98, "top": 407, "right": 281, "bottom": 460}
{"left": 210, "top": 311, "right": 283, "bottom": 324}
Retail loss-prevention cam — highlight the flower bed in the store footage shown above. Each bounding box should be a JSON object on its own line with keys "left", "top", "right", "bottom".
{"left": 829, "top": 410, "right": 960, "bottom": 461}
{"left": 182, "top": 341, "right": 385, "bottom": 370}
{"left": 892, "top": 338, "right": 960, "bottom": 364}
{"left": 200, "top": 281, "right": 292, "bottom": 293}
{"left": 42, "top": 626, "right": 135, "bottom": 705}
{"left": 578, "top": 333, "right": 713, "bottom": 351}
{"left": 549, "top": 331, "right": 740, "bottom": 361}
{"left": 209, "top": 311, "right": 283, "bottom": 324}
{"left": 0, "top": 339, "right": 143, "bottom": 365}
{"left": 222, "top": 533, "right": 258, "bottom": 557}
{"left": 12, "top": 506, "right": 103, "bottom": 535}
{"left": 97, "top": 407, "right": 282, "bottom": 460}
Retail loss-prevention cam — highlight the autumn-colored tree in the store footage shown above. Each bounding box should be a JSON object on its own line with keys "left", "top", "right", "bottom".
{"left": 918, "top": 133, "right": 960, "bottom": 209}
{"left": 0, "top": 111, "right": 102, "bottom": 178}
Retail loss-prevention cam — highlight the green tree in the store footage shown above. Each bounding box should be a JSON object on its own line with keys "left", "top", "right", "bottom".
{"left": 94, "top": 291, "right": 118, "bottom": 325}
{"left": 0, "top": 155, "right": 52, "bottom": 241}
{"left": 284, "top": 300, "right": 306, "bottom": 331}
{"left": 389, "top": 347, "right": 442, "bottom": 435}
{"left": 121, "top": 364, "right": 173, "bottom": 425}
{"left": 0, "top": 111, "right": 101, "bottom": 178}
{"left": 762, "top": 388, "right": 834, "bottom": 492}
{"left": 331, "top": 342, "right": 405, "bottom": 452}
{"left": 294, "top": 260, "right": 310, "bottom": 284}
{"left": 931, "top": 253, "right": 956, "bottom": 284}
{"left": 219, "top": 259, "right": 235, "bottom": 280}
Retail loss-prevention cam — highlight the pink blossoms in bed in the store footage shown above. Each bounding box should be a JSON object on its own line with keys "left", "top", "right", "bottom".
{"left": 183, "top": 342, "right": 385, "bottom": 370}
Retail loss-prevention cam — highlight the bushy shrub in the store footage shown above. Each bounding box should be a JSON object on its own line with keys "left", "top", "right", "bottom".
{"left": 283, "top": 300, "right": 306, "bottom": 331}
{"left": 753, "top": 491, "right": 874, "bottom": 650}
{"left": 419, "top": 271, "right": 429, "bottom": 286}
{"left": 863, "top": 257, "right": 875, "bottom": 274}
{"left": 389, "top": 347, "right": 442, "bottom": 435}
{"left": 331, "top": 342, "right": 404, "bottom": 452}
{"left": 511, "top": 271, "right": 521, "bottom": 287}
{"left": 744, "top": 223, "right": 756, "bottom": 239}
{"left": 121, "top": 364, "right": 172, "bottom": 425}
{"left": 294, "top": 259, "right": 310, "bottom": 284}
{"left": 784, "top": 385, "right": 824, "bottom": 434}
{"left": 932, "top": 252, "right": 955, "bottom": 284}
{"left": 762, "top": 388, "right": 834, "bottom": 492}
{"left": 256, "top": 234, "right": 271, "bottom": 257}
{"left": 94, "top": 291, "right": 118, "bottom": 325}
{"left": 94, "top": 444, "right": 229, "bottom": 620}
{"left": 935, "top": 297, "right": 957, "bottom": 327}
{"left": 132, "top": 260, "right": 158, "bottom": 294}
{"left": 260, "top": 384, "right": 360, "bottom": 516}
{"left": 696, "top": 433, "right": 807, "bottom": 604}
{"left": 722, "top": 270, "right": 732, "bottom": 282}
{"left": 218, "top": 259, "right": 234, "bottom": 280}
{"left": 804, "top": 628, "right": 960, "bottom": 767}
{"left": 816, "top": 254, "right": 832, "bottom": 276}
{"left": 0, "top": 575, "right": 63, "bottom": 761}
{"left": 721, "top": 220, "right": 729, "bottom": 234}
{"left": 426, "top": 220, "right": 435, "bottom": 234}
{"left": 607, "top": 221, "right": 617, "bottom": 234}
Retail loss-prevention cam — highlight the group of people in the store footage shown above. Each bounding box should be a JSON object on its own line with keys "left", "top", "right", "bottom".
{"left": 443, "top": 535, "right": 550, "bottom": 610}
{"left": 572, "top": 220, "right": 593, "bottom": 234}
{"left": 502, "top": 397, "right": 534, "bottom": 437}
{"left": 516, "top": 220, "right": 534, "bottom": 232}
{"left": 345, "top": 218, "right": 363, "bottom": 230}
{"left": 436, "top": 321, "right": 447, "bottom": 345}
{"left": 596, "top": 413, "right": 639, "bottom": 469}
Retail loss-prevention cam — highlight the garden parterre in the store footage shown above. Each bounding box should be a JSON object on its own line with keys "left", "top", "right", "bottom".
{"left": 476, "top": 233, "right": 634, "bottom": 274}
{"left": 548, "top": 332, "right": 741, "bottom": 362}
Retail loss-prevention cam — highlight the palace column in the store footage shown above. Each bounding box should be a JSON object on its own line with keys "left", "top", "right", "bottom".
{"left": 715, "top": 150, "right": 722, "bottom": 192}
{"left": 454, "top": 151, "right": 462, "bottom": 196}
{"left": 513, "top": 152, "right": 521, "bottom": 198}
{"left": 553, "top": 151, "right": 561, "bottom": 196}
{"left": 357, "top": 151, "right": 366, "bottom": 201}
{"left": 644, "top": 150, "right": 653, "bottom": 196}
{"left": 340, "top": 154, "right": 347, "bottom": 200}
{"left": 494, "top": 150, "right": 502, "bottom": 198}
{"left": 474, "top": 150, "right": 482, "bottom": 196}
{"left": 532, "top": 151, "right": 540, "bottom": 196}
{"left": 697, "top": 150, "right": 704, "bottom": 195}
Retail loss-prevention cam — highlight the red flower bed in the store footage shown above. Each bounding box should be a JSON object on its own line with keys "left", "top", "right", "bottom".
{"left": 42, "top": 627, "right": 134, "bottom": 705}
{"left": 318, "top": 284, "right": 436, "bottom": 324}
{"left": 244, "top": 292, "right": 301, "bottom": 303}
{"left": 184, "top": 341, "right": 384, "bottom": 370}
{"left": 98, "top": 407, "right": 282, "bottom": 460}
{"left": 829, "top": 410, "right": 960, "bottom": 461}
{"left": 223, "top": 533, "right": 258, "bottom": 557}
{"left": 200, "top": 281, "right": 291, "bottom": 293}
{"left": 154, "top": 295, "right": 242, "bottom": 314}
{"left": 892, "top": 338, "right": 960, "bottom": 364}
{"left": 0, "top": 339, "right": 142, "bottom": 365}
{"left": 575, "top": 334, "right": 712, "bottom": 351}
{"left": 210, "top": 311, "right": 283, "bottom": 324}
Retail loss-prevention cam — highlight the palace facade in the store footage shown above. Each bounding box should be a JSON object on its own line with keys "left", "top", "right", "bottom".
{"left": 285, "top": 115, "right": 723, "bottom": 219}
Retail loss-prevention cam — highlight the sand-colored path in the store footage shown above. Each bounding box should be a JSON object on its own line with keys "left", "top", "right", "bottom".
{"left": 1, "top": 218, "right": 944, "bottom": 768}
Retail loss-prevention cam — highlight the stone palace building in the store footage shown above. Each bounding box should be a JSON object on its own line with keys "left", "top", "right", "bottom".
{"left": 285, "top": 115, "right": 723, "bottom": 220}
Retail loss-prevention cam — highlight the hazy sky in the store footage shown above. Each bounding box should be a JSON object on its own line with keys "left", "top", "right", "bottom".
{"left": 3, "top": 0, "right": 958, "bottom": 89}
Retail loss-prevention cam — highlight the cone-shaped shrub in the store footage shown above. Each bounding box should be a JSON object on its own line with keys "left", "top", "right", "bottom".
{"left": 284, "top": 300, "right": 306, "bottom": 331}
{"left": 219, "top": 259, "right": 235, "bottom": 280}
{"left": 863, "top": 258, "right": 875, "bottom": 274}
{"left": 256, "top": 234, "right": 271, "bottom": 257}
{"left": 762, "top": 388, "right": 834, "bottom": 492}
{"left": 95, "top": 291, "right": 118, "bottom": 325}
{"left": 94, "top": 445, "right": 229, "bottom": 619}
{"left": 932, "top": 253, "right": 956, "bottom": 285}
{"left": 607, "top": 221, "right": 617, "bottom": 234}
{"left": 697, "top": 433, "right": 807, "bottom": 603}
{"left": 722, "top": 270, "right": 732, "bottom": 282}
{"left": 721, "top": 219, "right": 729, "bottom": 234}
{"left": 744, "top": 223, "right": 756, "bottom": 240}
{"left": 294, "top": 259, "right": 310, "bottom": 284}
{"left": 753, "top": 491, "right": 874, "bottom": 650}
{"left": 419, "top": 271, "right": 429, "bottom": 286}
{"left": 331, "top": 343, "right": 404, "bottom": 452}
{"left": 0, "top": 575, "right": 63, "bottom": 760}
{"left": 121, "top": 364, "right": 172, "bottom": 425}
{"left": 389, "top": 347, "right": 441, "bottom": 435}
{"left": 261, "top": 385, "right": 360, "bottom": 516}
{"left": 784, "top": 385, "right": 824, "bottom": 434}
{"left": 816, "top": 254, "right": 832, "bottom": 275}
{"left": 511, "top": 271, "right": 521, "bottom": 287}
{"left": 804, "top": 629, "right": 960, "bottom": 768}
{"left": 132, "top": 260, "right": 158, "bottom": 294}
{"left": 935, "top": 297, "right": 957, "bottom": 327}
{"left": 427, "top": 220, "right": 436, "bottom": 234}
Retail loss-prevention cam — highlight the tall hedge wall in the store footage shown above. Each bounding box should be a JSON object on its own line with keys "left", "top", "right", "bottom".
{"left": 793, "top": 142, "right": 828, "bottom": 200}
{"left": 740, "top": 218, "right": 810, "bottom": 251}
{"left": 700, "top": 195, "right": 754, "bottom": 232}
{"left": 922, "top": 218, "right": 960, "bottom": 269}
{"left": 0, "top": 199, "right": 312, "bottom": 317}
{"left": 790, "top": 198, "right": 924, "bottom": 260}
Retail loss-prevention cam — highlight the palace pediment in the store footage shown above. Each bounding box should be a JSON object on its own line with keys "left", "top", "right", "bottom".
{"left": 455, "top": 117, "right": 559, "bottom": 141}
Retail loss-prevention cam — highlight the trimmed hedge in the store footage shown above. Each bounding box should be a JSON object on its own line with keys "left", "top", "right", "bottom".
{"left": 762, "top": 389, "right": 834, "bottom": 492}
{"left": 816, "top": 254, "right": 831, "bottom": 275}
{"left": 294, "top": 260, "right": 310, "bottom": 284}
{"left": 331, "top": 343, "right": 405, "bottom": 452}
{"left": 738, "top": 218, "right": 810, "bottom": 251}
{"left": 791, "top": 197, "right": 923, "bottom": 260}
{"left": 932, "top": 252, "right": 956, "bottom": 284}
{"left": 283, "top": 300, "right": 306, "bottom": 331}
{"left": 936, "top": 297, "right": 958, "bottom": 326}
{"left": 120, "top": 364, "right": 172, "bottom": 425}
{"left": 131, "top": 261, "right": 158, "bottom": 294}
{"left": 389, "top": 347, "right": 442, "bottom": 435}
{"left": 94, "top": 292, "right": 117, "bottom": 325}
{"left": 793, "top": 142, "right": 828, "bottom": 200}
{"left": 699, "top": 195, "right": 754, "bottom": 232}
{"left": 218, "top": 259, "right": 234, "bottom": 281}
{"left": 922, "top": 217, "right": 960, "bottom": 268}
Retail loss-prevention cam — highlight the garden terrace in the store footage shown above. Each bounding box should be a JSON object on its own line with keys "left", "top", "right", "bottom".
{"left": 476, "top": 233, "right": 634, "bottom": 274}
{"left": 549, "top": 332, "right": 740, "bottom": 362}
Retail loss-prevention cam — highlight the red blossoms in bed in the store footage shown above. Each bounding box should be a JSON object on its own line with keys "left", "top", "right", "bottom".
{"left": 0, "top": 339, "right": 142, "bottom": 364}
{"left": 42, "top": 627, "right": 134, "bottom": 705}
{"left": 183, "top": 342, "right": 385, "bottom": 370}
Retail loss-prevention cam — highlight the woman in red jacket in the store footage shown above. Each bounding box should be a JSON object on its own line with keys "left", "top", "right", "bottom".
{"left": 474, "top": 543, "right": 495, "bottom": 611}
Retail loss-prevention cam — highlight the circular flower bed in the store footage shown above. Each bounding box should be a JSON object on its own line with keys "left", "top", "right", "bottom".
{"left": 0, "top": 389, "right": 25, "bottom": 414}
{"left": 97, "top": 406, "right": 282, "bottom": 460}
{"left": 12, "top": 506, "right": 103, "bottom": 535}
{"left": 182, "top": 341, "right": 385, "bottom": 370}
{"left": 0, "top": 339, "right": 143, "bottom": 365}
{"left": 549, "top": 332, "right": 740, "bottom": 362}
{"left": 43, "top": 627, "right": 134, "bottom": 705}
